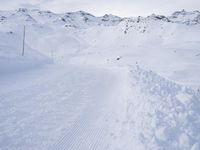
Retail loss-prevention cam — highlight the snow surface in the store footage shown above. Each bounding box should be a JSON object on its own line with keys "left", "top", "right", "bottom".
{"left": 0, "top": 8, "right": 200, "bottom": 150}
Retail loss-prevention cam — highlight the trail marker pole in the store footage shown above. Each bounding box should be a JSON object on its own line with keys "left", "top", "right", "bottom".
{"left": 22, "top": 25, "right": 26, "bottom": 56}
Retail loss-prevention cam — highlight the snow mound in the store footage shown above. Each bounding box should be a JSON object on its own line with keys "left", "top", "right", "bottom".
{"left": 116, "top": 66, "right": 200, "bottom": 150}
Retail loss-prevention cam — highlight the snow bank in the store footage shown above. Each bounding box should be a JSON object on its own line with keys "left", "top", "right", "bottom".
{"left": 117, "top": 66, "right": 200, "bottom": 150}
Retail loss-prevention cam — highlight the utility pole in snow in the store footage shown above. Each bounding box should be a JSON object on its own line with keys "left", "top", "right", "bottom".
{"left": 22, "top": 25, "right": 26, "bottom": 56}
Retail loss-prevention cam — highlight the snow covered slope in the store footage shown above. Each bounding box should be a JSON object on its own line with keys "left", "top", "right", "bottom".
{"left": 0, "top": 8, "right": 200, "bottom": 150}
{"left": 0, "top": 31, "right": 50, "bottom": 75}
{"left": 113, "top": 66, "right": 200, "bottom": 150}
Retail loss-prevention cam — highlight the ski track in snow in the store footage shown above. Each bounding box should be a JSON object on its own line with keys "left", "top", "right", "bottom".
{"left": 0, "top": 65, "right": 121, "bottom": 150}
{"left": 1, "top": 62, "right": 200, "bottom": 150}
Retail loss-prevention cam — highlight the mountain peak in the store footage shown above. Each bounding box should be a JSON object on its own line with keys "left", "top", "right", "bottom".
{"left": 170, "top": 9, "right": 200, "bottom": 25}
{"left": 17, "top": 8, "right": 28, "bottom": 13}
{"left": 171, "top": 9, "right": 200, "bottom": 17}
{"left": 147, "top": 14, "right": 170, "bottom": 22}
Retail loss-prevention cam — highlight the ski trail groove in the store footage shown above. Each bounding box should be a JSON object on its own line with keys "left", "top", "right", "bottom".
{"left": 0, "top": 65, "right": 119, "bottom": 150}
{"left": 50, "top": 69, "right": 117, "bottom": 150}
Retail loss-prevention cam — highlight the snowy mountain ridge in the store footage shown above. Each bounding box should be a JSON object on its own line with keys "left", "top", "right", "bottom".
{"left": 170, "top": 9, "right": 200, "bottom": 25}
{"left": 0, "top": 8, "right": 200, "bottom": 27}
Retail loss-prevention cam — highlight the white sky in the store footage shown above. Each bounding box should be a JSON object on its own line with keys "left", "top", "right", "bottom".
{"left": 0, "top": 0, "right": 200, "bottom": 17}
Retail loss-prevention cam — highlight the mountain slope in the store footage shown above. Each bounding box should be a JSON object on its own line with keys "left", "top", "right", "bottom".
{"left": 0, "top": 8, "right": 200, "bottom": 150}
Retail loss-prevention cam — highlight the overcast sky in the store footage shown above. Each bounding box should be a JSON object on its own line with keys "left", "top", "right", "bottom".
{"left": 0, "top": 0, "right": 200, "bottom": 17}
